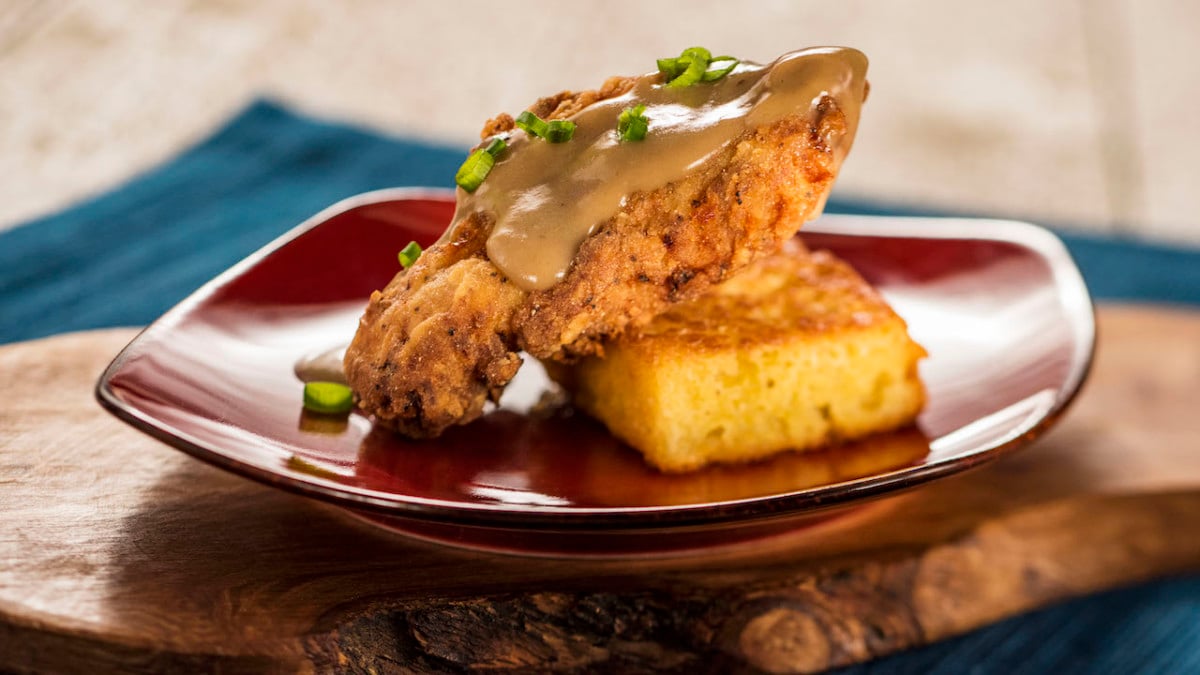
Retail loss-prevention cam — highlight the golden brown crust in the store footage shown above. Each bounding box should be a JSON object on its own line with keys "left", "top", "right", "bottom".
{"left": 621, "top": 240, "right": 915, "bottom": 351}
{"left": 346, "top": 81, "right": 850, "bottom": 437}
{"left": 556, "top": 243, "right": 928, "bottom": 472}
{"left": 518, "top": 104, "right": 844, "bottom": 361}
{"left": 343, "top": 216, "right": 524, "bottom": 437}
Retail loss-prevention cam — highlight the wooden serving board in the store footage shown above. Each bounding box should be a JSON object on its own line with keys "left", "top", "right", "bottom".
{"left": 1, "top": 304, "right": 1198, "bottom": 674}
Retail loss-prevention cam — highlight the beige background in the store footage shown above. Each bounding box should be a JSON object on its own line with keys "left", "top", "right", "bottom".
{"left": 1, "top": 1, "right": 1196, "bottom": 243}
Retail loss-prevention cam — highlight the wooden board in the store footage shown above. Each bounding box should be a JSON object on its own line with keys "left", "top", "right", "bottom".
{"left": 1, "top": 304, "right": 1198, "bottom": 674}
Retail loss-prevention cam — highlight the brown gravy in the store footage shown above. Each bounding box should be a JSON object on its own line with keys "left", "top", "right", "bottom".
{"left": 452, "top": 47, "right": 868, "bottom": 291}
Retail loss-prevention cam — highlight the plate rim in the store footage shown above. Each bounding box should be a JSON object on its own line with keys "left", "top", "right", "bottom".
{"left": 95, "top": 188, "right": 1097, "bottom": 530}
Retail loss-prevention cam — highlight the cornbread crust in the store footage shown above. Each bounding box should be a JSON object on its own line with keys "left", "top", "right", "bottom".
{"left": 554, "top": 240, "right": 927, "bottom": 472}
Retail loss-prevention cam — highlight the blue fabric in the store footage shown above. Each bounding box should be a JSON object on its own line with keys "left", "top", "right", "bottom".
{"left": 2, "top": 100, "right": 1198, "bottom": 346}
{"left": 1, "top": 100, "right": 1197, "bottom": 672}
{"left": 834, "top": 577, "right": 1200, "bottom": 675}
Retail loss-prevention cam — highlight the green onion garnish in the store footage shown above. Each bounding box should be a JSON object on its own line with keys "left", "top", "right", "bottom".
{"left": 656, "top": 57, "right": 685, "bottom": 79}
{"left": 398, "top": 241, "right": 422, "bottom": 268}
{"left": 617, "top": 104, "right": 649, "bottom": 142}
{"left": 516, "top": 110, "right": 549, "bottom": 138}
{"left": 515, "top": 111, "right": 575, "bottom": 143}
{"left": 703, "top": 55, "right": 739, "bottom": 81}
{"left": 544, "top": 119, "right": 576, "bottom": 143}
{"left": 657, "top": 47, "right": 738, "bottom": 87}
{"left": 303, "top": 381, "right": 354, "bottom": 415}
{"left": 665, "top": 46, "right": 711, "bottom": 88}
{"left": 454, "top": 136, "right": 507, "bottom": 192}
{"left": 484, "top": 136, "right": 507, "bottom": 155}
{"left": 455, "top": 148, "right": 494, "bottom": 193}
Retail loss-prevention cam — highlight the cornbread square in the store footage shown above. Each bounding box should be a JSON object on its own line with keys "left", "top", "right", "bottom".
{"left": 553, "top": 240, "right": 926, "bottom": 473}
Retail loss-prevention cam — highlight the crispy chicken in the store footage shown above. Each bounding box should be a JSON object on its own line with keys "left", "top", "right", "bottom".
{"left": 345, "top": 68, "right": 860, "bottom": 438}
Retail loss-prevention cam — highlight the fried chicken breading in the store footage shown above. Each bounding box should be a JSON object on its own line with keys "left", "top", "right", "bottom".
{"left": 345, "top": 50, "right": 866, "bottom": 438}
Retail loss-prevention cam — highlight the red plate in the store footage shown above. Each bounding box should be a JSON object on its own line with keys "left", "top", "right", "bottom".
{"left": 96, "top": 189, "right": 1095, "bottom": 557}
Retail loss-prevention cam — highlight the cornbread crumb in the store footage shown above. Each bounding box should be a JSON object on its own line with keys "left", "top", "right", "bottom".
{"left": 552, "top": 240, "right": 926, "bottom": 472}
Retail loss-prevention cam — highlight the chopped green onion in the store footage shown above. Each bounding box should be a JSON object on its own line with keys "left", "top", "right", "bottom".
{"left": 657, "top": 47, "right": 738, "bottom": 87}
{"left": 617, "top": 104, "right": 649, "bottom": 142}
{"left": 454, "top": 136, "right": 507, "bottom": 192}
{"left": 680, "top": 46, "right": 712, "bottom": 64}
{"left": 656, "top": 57, "right": 685, "bottom": 79}
{"left": 703, "top": 55, "right": 739, "bottom": 81}
{"left": 303, "top": 381, "right": 354, "bottom": 415}
{"left": 398, "top": 241, "right": 422, "bottom": 268}
{"left": 544, "top": 119, "right": 576, "bottom": 143}
{"left": 515, "top": 111, "right": 576, "bottom": 143}
{"left": 665, "top": 46, "right": 711, "bottom": 88}
{"left": 515, "top": 110, "right": 549, "bottom": 138}
{"left": 455, "top": 148, "right": 495, "bottom": 193}
{"left": 484, "top": 136, "right": 507, "bottom": 156}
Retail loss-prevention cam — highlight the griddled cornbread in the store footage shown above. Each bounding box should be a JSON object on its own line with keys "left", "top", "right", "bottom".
{"left": 553, "top": 240, "right": 926, "bottom": 472}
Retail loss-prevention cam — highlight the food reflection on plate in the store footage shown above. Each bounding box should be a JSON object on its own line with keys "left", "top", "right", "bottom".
{"left": 352, "top": 406, "right": 930, "bottom": 509}
{"left": 297, "top": 409, "right": 350, "bottom": 435}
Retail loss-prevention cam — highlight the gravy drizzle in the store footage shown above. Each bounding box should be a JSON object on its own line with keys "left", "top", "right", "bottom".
{"left": 452, "top": 47, "right": 868, "bottom": 291}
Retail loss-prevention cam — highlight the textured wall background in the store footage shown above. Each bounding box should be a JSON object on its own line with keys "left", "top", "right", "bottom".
{"left": 2, "top": 1, "right": 1195, "bottom": 242}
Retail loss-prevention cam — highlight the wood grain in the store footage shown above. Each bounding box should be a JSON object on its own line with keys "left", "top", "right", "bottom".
{"left": 6, "top": 1, "right": 1197, "bottom": 243}
{"left": 1, "top": 304, "right": 1198, "bottom": 674}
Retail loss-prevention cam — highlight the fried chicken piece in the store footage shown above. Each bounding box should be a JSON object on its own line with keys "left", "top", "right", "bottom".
{"left": 514, "top": 100, "right": 847, "bottom": 360}
{"left": 344, "top": 214, "right": 525, "bottom": 436}
{"left": 346, "top": 65, "right": 860, "bottom": 438}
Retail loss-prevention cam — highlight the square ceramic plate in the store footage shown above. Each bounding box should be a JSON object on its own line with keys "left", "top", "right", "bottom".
{"left": 97, "top": 189, "right": 1094, "bottom": 557}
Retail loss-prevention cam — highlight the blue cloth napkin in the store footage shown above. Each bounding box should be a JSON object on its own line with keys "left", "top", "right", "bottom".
{"left": 1, "top": 100, "right": 1197, "bottom": 673}
{"left": 2, "top": 100, "right": 1198, "bottom": 345}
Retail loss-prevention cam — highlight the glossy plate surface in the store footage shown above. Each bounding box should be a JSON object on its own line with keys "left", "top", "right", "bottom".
{"left": 97, "top": 189, "right": 1095, "bottom": 556}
